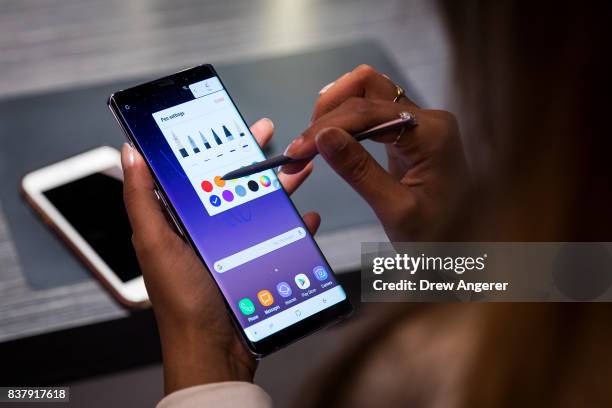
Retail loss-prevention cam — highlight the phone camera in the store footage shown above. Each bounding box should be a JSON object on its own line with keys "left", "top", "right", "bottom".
{"left": 124, "top": 105, "right": 130, "bottom": 110}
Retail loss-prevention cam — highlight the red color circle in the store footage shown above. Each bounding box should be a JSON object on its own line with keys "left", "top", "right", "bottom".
{"left": 201, "top": 180, "right": 213, "bottom": 192}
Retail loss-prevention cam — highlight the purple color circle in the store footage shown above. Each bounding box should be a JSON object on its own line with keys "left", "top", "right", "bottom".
{"left": 222, "top": 190, "right": 234, "bottom": 202}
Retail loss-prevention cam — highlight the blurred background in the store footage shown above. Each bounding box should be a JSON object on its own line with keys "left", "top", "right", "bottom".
{"left": 0, "top": 0, "right": 450, "bottom": 406}
{"left": 0, "top": 0, "right": 450, "bottom": 103}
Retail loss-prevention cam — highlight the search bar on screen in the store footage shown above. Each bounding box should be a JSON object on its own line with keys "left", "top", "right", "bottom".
{"left": 213, "top": 227, "right": 306, "bottom": 273}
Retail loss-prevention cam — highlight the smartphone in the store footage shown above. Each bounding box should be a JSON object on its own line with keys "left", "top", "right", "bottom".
{"left": 108, "top": 65, "right": 352, "bottom": 355}
{"left": 21, "top": 146, "right": 148, "bottom": 307}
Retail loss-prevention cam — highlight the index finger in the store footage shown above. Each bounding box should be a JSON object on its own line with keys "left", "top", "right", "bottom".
{"left": 283, "top": 98, "right": 408, "bottom": 174}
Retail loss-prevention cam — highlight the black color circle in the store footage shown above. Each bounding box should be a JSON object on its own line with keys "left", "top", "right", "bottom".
{"left": 247, "top": 180, "right": 259, "bottom": 192}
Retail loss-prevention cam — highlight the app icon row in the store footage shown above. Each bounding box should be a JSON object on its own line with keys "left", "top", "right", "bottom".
{"left": 238, "top": 266, "right": 329, "bottom": 315}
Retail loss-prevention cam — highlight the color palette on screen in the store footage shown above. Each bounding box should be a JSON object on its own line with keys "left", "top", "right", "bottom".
{"left": 200, "top": 174, "right": 275, "bottom": 203}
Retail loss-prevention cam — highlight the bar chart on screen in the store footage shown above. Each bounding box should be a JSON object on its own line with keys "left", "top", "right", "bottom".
{"left": 152, "top": 83, "right": 279, "bottom": 216}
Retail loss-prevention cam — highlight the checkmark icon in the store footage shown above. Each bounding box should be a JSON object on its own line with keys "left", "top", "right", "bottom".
{"left": 209, "top": 194, "right": 221, "bottom": 207}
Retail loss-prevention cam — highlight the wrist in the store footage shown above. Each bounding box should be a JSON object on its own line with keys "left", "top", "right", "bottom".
{"left": 159, "top": 326, "right": 256, "bottom": 394}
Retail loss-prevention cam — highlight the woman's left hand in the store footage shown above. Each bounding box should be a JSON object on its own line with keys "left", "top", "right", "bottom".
{"left": 121, "top": 118, "right": 319, "bottom": 394}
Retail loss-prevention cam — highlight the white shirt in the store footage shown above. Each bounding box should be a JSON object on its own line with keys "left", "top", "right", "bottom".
{"left": 157, "top": 382, "right": 272, "bottom": 408}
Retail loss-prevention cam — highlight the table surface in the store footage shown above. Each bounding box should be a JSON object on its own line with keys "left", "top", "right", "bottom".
{"left": 0, "top": 0, "right": 450, "bottom": 345}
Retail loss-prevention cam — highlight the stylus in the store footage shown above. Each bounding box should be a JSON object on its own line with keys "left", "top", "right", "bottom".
{"left": 222, "top": 112, "right": 417, "bottom": 180}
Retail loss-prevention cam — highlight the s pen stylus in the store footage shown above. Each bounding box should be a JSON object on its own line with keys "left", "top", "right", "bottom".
{"left": 222, "top": 112, "right": 417, "bottom": 180}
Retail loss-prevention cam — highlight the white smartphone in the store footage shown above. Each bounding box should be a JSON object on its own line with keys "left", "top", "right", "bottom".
{"left": 21, "top": 146, "right": 148, "bottom": 307}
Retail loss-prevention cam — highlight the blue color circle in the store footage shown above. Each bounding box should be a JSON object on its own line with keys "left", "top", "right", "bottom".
{"left": 235, "top": 185, "right": 247, "bottom": 197}
{"left": 209, "top": 194, "right": 222, "bottom": 207}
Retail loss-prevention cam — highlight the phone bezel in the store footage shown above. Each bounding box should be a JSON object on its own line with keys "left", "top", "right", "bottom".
{"left": 21, "top": 146, "right": 149, "bottom": 308}
{"left": 108, "top": 64, "right": 352, "bottom": 356}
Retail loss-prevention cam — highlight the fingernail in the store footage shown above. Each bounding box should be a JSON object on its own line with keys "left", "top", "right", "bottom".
{"left": 341, "top": 72, "right": 351, "bottom": 79}
{"left": 318, "top": 81, "right": 335, "bottom": 94}
{"left": 121, "top": 143, "right": 135, "bottom": 169}
{"left": 316, "top": 129, "right": 347, "bottom": 157}
{"left": 262, "top": 117, "right": 274, "bottom": 130}
{"left": 284, "top": 136, "right": 303, "bottom": 157}
{"left": 252, "top": 117, "right": 274, "bottom": 135}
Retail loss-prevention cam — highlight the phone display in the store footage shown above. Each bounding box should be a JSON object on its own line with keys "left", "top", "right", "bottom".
{"left": 42, "top": 168, "right": 141, "bottom": 283}
{"left": 109, "top": 65, "right": 351, "bottom": 354}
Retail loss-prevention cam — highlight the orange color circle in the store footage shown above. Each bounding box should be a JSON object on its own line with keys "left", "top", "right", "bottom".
{"left": 214, "top": 175, "right": 226, "bottom": 188}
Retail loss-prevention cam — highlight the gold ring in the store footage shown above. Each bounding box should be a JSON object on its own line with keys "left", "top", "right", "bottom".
{"left": 382, "top": 75, "right": 411, "bottom": 145}
{"left": 392, "top": 84, "right": 405, "bottom": 103}
{"left": 393, "top": 111, "right": 416, "bottom": 146}
{"left": 381, "top": 73, "right": 405, "bottom": 103}
{"left": 393, "top": 127, "right": 406, "bottom": 146}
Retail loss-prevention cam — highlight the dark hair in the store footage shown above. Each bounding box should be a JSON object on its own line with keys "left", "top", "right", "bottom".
{"left": 295, "top": 2, "right": 612, "bottom": 407}
{"left": 439, "top": 0, "right": 612, "bottom": 240}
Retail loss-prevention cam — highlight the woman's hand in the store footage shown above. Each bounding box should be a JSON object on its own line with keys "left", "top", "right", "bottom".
{"left": 121, "top": 118, "right": 320, "bottom": 395}
{"left": 283, "top": 65, "right": 470, "bottom": 241}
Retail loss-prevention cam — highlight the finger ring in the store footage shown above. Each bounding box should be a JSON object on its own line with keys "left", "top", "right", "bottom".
{"left": 393, "top": 127, "right": 406, "bottom": 146}
{"left": 394, "top": 111, "right": 416, "bottom": 146}
{"left": 381, "top": 73, "right": 405, "bottom": 103}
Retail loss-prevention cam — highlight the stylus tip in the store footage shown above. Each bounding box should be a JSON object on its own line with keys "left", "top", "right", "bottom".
{"left": 220, "top": 171, "right": 236, "bottom": 181}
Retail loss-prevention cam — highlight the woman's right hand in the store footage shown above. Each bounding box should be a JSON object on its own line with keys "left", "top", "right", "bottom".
{"left": 282, "top": 65, "right": 470, "bottom": 241}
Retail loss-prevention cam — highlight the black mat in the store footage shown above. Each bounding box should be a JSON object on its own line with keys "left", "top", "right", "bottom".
{"left": 0, "top": 40, "right": 424, "bottom": 289}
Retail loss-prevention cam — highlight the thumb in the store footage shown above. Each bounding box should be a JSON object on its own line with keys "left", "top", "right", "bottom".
{"left": 121, "top": 144, "right": 173, "bottom": 242}
{"left": 315, "top": 128, "right": 410, "bottom": 220}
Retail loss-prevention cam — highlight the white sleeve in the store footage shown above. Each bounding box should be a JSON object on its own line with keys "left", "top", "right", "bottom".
{"left": 156, "top": 382, "right": 272, "bottom": 408}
